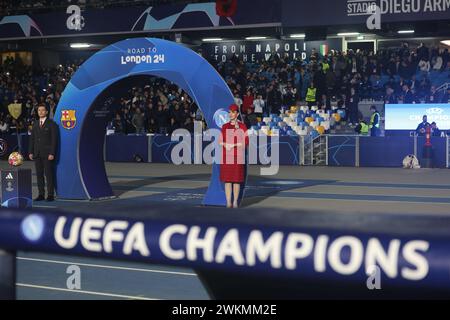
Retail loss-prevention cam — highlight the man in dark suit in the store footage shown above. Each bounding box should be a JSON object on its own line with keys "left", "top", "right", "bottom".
{"left": 28, "top": 104, "right": 58, "bottom": 201}
{"left": 416, "top": 115, "right": 430, "bottom": 136}
{"left": 346, "top": 86, "right": 360, "bottom": 125}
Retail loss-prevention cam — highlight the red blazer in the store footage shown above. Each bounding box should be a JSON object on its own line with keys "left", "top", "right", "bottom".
{"left": 220, "top": 121, "right": 248, "bottom": 183}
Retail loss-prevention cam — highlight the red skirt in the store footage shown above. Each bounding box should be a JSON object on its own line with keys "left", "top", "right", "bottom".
{"left": 220, "top": 163, "right": 245, "bottom": 183}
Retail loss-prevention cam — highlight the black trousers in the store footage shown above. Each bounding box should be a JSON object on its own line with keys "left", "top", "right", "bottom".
{"left": 349, "top": 107, "right": 358, "bottom": 124}
{"left": 35, "top": 155, "right": 55, "bottom": 197}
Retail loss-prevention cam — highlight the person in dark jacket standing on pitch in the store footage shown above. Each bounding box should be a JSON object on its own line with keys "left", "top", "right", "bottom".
{"left": 28, "top": 104, "right": 58, "bottom": 201}
{"left": 369, "top": 105, "right": 381, "bottom": 137}
{"left": 346, "top": 86, "right": 359, "bottom": 126}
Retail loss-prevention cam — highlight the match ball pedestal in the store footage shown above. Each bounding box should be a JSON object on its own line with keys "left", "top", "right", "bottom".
{"left": 1, "top": 168, "right": 32, "bottom": 208}
{"left": 422, "top": 145, "right": 434, "bottom": 168}
{"left": 0, "top": 249, "right": 15, "bottom": 299}
{"left": 421, "top": 146, "right": 434, "bottom": 168}
{"left": 422, "top": 127, "right": 434, "bottom": 168}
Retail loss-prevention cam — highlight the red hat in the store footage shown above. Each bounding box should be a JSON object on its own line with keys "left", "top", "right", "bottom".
{"left": 229, "top": 104, "right": 239, "bottom": 112}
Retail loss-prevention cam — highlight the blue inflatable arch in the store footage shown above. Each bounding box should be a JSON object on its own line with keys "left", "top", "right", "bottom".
{"left": 55, "top": 38, "right": 237, "bottom": 206}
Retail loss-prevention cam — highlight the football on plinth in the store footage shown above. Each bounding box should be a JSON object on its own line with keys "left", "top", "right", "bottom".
{"left": 8, "top": 152, "right": 24, "bottom": 167}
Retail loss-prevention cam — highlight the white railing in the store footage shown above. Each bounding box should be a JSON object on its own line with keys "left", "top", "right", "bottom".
{"left": 436, "top": 82, "right": 449, "bottom": 93}
{"left": 300, "top": 135, "right": 327, "bottom": 166}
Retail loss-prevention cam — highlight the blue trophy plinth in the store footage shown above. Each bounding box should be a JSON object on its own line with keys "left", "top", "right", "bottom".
{"left": 1, "top": 168, "right": 32, "bottom": 208}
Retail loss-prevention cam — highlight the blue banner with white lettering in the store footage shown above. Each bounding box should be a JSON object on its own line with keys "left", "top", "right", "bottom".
{"left": 1, "top": 208, "right": 450, "bottom": 291}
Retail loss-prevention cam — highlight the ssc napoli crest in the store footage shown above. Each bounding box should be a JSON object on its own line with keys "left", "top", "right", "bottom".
{"left": 213, "top": 108, "right": 229, "bottom": 128}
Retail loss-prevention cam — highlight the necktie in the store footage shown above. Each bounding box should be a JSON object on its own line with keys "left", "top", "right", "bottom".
{"left": 40, "top": 120, "right": 43, "bottom": 128}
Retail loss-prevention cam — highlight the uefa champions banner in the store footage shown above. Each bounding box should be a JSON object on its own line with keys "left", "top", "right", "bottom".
{"left": 385, "top": 104, "right": 450, "bottom": 130}
{"left": 3, "top": 208, "right": 450, "bottom": 293}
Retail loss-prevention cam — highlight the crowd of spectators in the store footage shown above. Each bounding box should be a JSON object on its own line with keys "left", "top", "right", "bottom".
{"left": 0, "top": 42, "right": 449, "bottom": 136}
{"left": 0, "top": 56, "right": 79, "bottom": 135}
{"left": 0, "top": 55, "right": 203, "bottom": 136}
{"left": 107, "top": 79, "right": 202, "bottom": 135}
{"left": 215, "top": 42, "right": 450, "bottom": 125}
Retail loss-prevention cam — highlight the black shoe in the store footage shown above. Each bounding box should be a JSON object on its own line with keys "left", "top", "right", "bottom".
{"left": 46, "top": 196, "right": 55, "bottom": 202}
{"left": 34, "top": 195, "right": 45, "bottom": 202}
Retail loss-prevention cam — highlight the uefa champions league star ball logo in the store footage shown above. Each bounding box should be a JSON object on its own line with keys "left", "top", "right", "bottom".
{"left": 132, "top": 3, "right": 234, "bottom": 32}
{"left": 0, "top": 16, "right": 43, "bottom": 37}
{"left": 213, "top": 108, "right": 229, "bottom": 128}
{"left": 21, "top": 214, "right": 45, "bottom": 242}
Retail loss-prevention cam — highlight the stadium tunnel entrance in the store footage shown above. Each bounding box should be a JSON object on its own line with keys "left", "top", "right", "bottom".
{"left": 54, "top": 37, "right": 237, "bottom": 206}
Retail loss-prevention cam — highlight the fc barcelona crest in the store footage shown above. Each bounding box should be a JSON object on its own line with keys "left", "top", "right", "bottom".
{"left": 61, "top": 110, "right": 77, "bottom": 130}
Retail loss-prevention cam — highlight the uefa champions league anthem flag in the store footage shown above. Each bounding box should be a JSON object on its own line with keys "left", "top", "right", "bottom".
{"left": 55, "top": 38, "right": 237, "bottom": 206}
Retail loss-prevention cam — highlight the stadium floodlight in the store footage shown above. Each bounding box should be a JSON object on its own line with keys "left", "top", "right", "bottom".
{"left": 245, "top": 36, "right": 267, "bottom": 40}
{"left": 289, "top": 34, "right": 305, "bottom": 39}
{"left": 337, "top": 32, "right": 360, "bottom": 37}
{"left": 398, "top": 30, "right": 415, "bottom": 34}
{"left": 441, "top": 40, "right": 450, "bottom": 46}
{"left": 202, "top": 38, "right": 223, "bottom": 42}
{"left": 70, "top": 43, "right": 91, "bottom": 48}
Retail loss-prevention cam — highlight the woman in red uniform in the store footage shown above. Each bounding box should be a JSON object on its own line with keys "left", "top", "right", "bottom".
{"left": 220, "top": 104, "right": 248, "bottom": 208}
